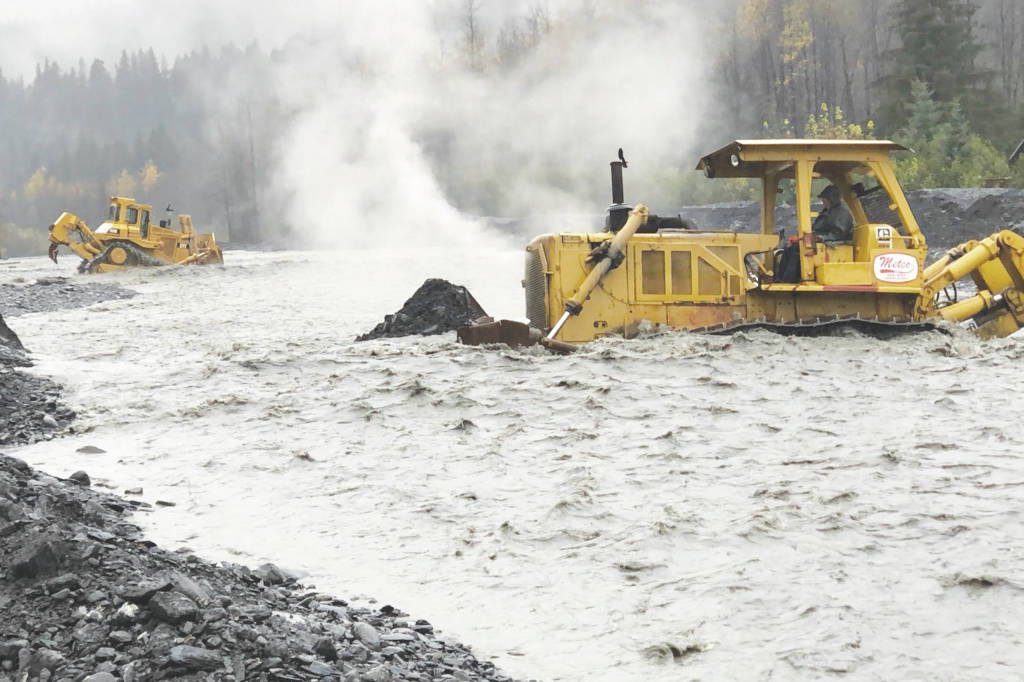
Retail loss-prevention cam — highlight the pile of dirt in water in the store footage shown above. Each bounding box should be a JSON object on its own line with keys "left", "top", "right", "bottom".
{"left": 357, "top": 279, "right": 487, "bottom": 341}
{"left": 0, "top": 313, "right": 74, "bottom": 447}
{"left": 0, "top": 454, "right": 526, "bottom": 682}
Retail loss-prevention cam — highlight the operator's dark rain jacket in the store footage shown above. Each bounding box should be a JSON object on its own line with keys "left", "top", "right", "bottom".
{"left": 812, "top": 186, "right": 854, "bottom": 242}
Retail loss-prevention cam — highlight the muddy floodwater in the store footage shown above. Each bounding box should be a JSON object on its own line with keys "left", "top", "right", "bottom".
{"left": 5, "top": 250, "right": 1024, "bottom": 681}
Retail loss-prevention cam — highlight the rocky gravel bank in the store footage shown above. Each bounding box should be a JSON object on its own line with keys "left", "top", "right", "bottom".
{"left": 0, "top": 454, "right": 527, "bottom": 682}
{"left": 1, "top": 278, "right": 136, "bottom": 318}
{"left": 1, "top": 276, "right": 136, "bottom": 446}
{"left": 0, "top": 313, "right": 74, "bottom": 447}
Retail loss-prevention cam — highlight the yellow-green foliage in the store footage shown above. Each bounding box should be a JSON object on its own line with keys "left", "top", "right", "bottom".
{"left": 0, "top": 162, "right": 164, "bottom": 258}
{"left": 803, "top": 104, "right": 875, "bottom": 140}
{"left": 764, "top": 103, "right": 875, "bottom": 140}
{"left": 0, "top": 221, "right": 48, "bottom": 260}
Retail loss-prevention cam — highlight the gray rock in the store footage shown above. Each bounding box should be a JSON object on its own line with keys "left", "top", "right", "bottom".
{"left": 0, "top": 639, "right": 28, "bottom": 661}
{"left": 121, "top": 661, "right": 139, "bottom": 682}
{"left": 253, "top": 562, "right": 288, "bottom": 585}
{"left": 112, "top": 602, "right": 139, "bottom": 624}
{"left": 44, "top": 573, "right": 80, "bottom": 592}
{"left": 109, "top": 630, "right": 132, "bottom": 644}
{"left": 0, "top": 499, "right": 23, "bottom": 522}
{"left": 343, "top": 643, "right": 370, "bottom": 663}
{"left": 305, "top": 660, "right": 336, "bottom": 676}
{"left": 67, "top": 471, "right": 90, "bottom": 487}
{"left": 72, "top": 622, "right": 108, "bottom": 645}
{"left": 171, "top": 571, "right": 211, "bottom": 605}
{"left": 204, "top": 606, "right": 228, "bottom": 622}
{"left": 352, "top": 622, "right": 381, "bottom": 650}
{"left": 361, "top": 665, "right": 393, "bottom": 682}
{"left": 83, "top": 673, "right": 117, "bottom": 682}
{"left": 85, "top": 529, "right": 115, "bottom": 543}
{"left": 314, "top": 637, "right": 338, "bottom": 661}
{"left": 149, "top": 591, "right": 198, "bottom": 624}
{"left": 28, "top": 648, "right": 64, "bottom": 676}
{"left": 75, "top": 445, "right": 106, "bottom": 454}
{"left": 11, "top": 540, "right": 62, "bottom": 579}
{"left": 168, "top": 645, "right": 223, "bottom": 672}
{"left": 41, "top": 414, "right": 59, "bottom": 429}
{"left": 118, "top": 578, "right": 171, "bottom": 603}
{"left": 93, "top": 647, "right": 116, "bottom": 661}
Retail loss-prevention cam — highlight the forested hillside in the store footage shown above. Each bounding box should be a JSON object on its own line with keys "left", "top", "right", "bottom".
{"left": 1, "top": 0, "right": 1022, "bottom": 257}
{"left": 0, "top": 46, "right": 279, "bottom": 256}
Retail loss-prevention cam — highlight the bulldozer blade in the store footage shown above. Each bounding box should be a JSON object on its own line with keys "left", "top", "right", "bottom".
{"left": 457, "top": 318, "right": 543, "bottom": 348}
{"left": 540, "top": 337, "right": 579, "bottom": 354}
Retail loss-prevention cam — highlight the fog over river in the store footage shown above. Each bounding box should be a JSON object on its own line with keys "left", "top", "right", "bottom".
{"left": 4, "top": 250, "right": 1024, "bottom": 681}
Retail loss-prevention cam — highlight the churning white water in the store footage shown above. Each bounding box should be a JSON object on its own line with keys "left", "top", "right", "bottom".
{"left": 5, "top": 250, "right": 1024, "bottom": 682}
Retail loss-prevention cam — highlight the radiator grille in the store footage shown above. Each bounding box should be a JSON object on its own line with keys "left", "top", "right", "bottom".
{"left": 524, "top": 246, "right": 548, "bottom": 330}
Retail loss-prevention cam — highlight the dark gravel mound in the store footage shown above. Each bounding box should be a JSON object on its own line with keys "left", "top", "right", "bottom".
{"left": 0, "top": 454, "right": 527, "bottom": 682}
{"left": 357, "top": 279, "right": 487, "bottom": 341}
{"left": 0, "top": 313, "right": 74, "bottom": 447}
{"left": 677, "top": 188, "right": 1024, "bottom": 253}
{"left": 903, "top": 188, "right": 1024, "bottom": 251}
{"left": 1, "top": 277, "right": 136, "bottom": 318}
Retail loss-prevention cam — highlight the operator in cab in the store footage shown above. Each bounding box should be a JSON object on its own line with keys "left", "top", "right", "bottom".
{"left": 776, "top": 184, "right": 853, "bottom": 282}
{"left": 812, "top": 185, "right": 853, "bottom": 242}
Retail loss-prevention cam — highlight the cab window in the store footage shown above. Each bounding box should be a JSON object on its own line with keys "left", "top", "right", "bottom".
{"left": 125, "top": 207, "right": 139, "bottom": 224}
{"left": 108, "top": 204, "right": 120, "bottom": 221}
{"left": 847, "top": 171, "right": 905, "bottom": 235}
{"left": 141, "top": 210, "right": 150, "bottom": 231}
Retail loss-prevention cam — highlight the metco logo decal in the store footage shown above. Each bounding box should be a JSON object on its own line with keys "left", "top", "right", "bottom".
{"left": 873, "top": 253, "right": 918, "bottom": 283}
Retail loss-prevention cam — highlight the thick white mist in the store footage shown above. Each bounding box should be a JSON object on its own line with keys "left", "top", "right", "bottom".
{"left": 0, "top": 1, "right": 722, "bottom": 250}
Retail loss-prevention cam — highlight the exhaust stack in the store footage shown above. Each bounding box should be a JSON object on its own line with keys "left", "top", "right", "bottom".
{"left": 606, "top": 148, "right": 632, "bottom": 232}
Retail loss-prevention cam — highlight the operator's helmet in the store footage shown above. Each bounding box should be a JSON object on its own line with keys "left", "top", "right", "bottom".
{"left": 818, "top": 185, "right": 841, "bottom": 206}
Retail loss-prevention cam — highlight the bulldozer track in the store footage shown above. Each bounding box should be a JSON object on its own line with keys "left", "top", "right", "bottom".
{"left": 81, "top": 241, "right": 166, "bottom": 273}
{"left": 696, "top": 314, "right": 941, "bottom": 337}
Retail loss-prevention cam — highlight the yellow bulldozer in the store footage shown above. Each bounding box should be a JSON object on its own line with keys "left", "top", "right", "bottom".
{"left": 47, "top": 196, "right": 223, "bottom": 273}
{"left": 459, "top": 140, "right": 1024, "bottom": 349}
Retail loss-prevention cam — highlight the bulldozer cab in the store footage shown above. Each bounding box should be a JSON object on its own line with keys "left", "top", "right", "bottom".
{"left": 103, "top": 197, "right": 152, "bottom": 239}
{"left": 698, "top": 140, "right": 927, "bottom": 291}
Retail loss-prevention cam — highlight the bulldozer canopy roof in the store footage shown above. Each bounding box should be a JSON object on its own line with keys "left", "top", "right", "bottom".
{"left": 697, "top": 139, "right": 908, "bottom": 179}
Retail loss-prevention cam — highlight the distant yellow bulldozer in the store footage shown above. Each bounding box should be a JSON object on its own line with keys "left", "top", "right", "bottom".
{"left": 48, "top": 196, "right": 223, "bottom": 273}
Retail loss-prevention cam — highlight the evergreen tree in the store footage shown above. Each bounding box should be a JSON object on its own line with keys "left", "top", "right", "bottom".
{"left": 881, "top": 0, "right": 988, "bottom": 133}
{"left": 893, "top": 80, "right": 1008, "bottom": 188}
